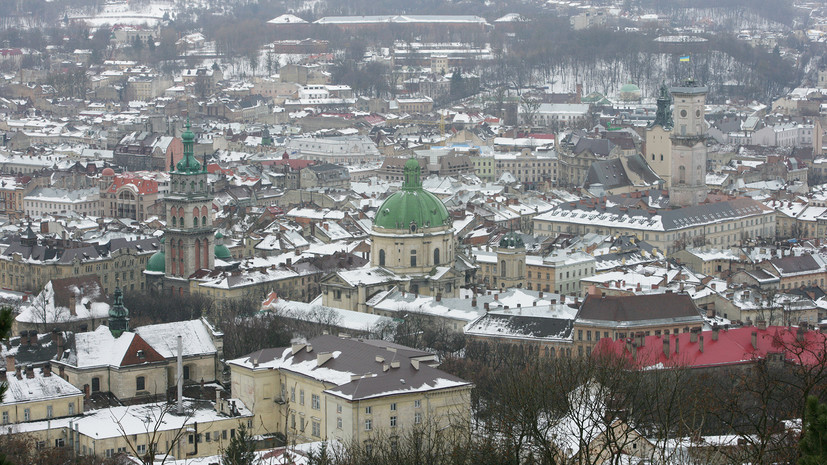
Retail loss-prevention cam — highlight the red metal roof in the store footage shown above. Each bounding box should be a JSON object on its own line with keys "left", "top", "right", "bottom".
{"left": 107, "top": 175, "right": 159, "bottom": 195}
{"left": 594, "top": 326, "right": 827, "bottom": 369}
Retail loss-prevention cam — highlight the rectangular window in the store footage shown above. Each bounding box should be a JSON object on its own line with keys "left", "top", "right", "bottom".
{"left": 68, "top": 403, "right": 75, "bottom": 415}
{"left": 222, "top": 430, "right": 228, "bottom": 440}
{"left": 365, "top": 419, "right": 372, "bottom": 431}
{"left": 47, "top": 405, "right": 53, "bottom": 418}
{"left": 206, "top": 432, "right": 211, "bottom": 442}
{"left": 365, "top": 406, "right": 372, "bottom": 414}
{"left": 390, "top": 416, "right": 397, "bottom": 427}
{"left": 300, "top": 417, "right": 305, "bottom": 431}
{"left": 311, "top": 394, "right": 320, "bottom": 410}
{"left": 415, "top": 413, "right": 422, "bottom": 424}
{"left": 291, "top": 387, "right": 296, "bottom": 402}
{"left": 300, "top": 390, "right": 305, "bottom": 405}
{"left": 55, "top": 438, "right": 65, "bottom": 448}
{"left": 136, "top": 376, "right": 145, "bottom": 391}
{"left": 291, "top": 414, "right": 296, "bottom": 429}
{"left": 24, "top": 408, "right": 30, "bottom": 421}
{"left": 414, "top": 400, "right": 421, "bottom": 408}
{"left": 337, "top": 404, "right": 342, "bottom": 414}
{"left": 337, "top": 417, "right": 342, "bottom": 429}
{"left": 137, "top": 444, "right": 146, "bottom": 454}
{"left": 1, "top": 411, "right": 7, "bottom": 424}
{"left": 312, "top": 421, "right": 320, "bottom": 437}
{"left": 390, "top": 403, "right": 396, "bottom": 411}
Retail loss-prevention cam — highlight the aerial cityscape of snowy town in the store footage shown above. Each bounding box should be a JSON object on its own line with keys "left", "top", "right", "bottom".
{"left": 3, "top": 0, "right": 827, "bottom": 463}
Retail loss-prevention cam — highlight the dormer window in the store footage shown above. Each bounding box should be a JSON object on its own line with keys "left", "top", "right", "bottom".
{"left": 137, "top": 350, "right": 145, "bottom": 359}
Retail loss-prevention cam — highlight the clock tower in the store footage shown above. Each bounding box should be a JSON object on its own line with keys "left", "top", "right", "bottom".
{"left": 669, "top": 78, "right": 708, "bottom": 207}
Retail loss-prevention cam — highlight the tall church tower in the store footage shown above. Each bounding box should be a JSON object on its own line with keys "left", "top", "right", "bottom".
{"left": 645, "top": 84, "right": 673, "bottom": 187}
{"left": 164, "top": 120, "right": 215, "bottom": 291}
{"left": 669, "top": 79, "right": 708, "bottom": 207}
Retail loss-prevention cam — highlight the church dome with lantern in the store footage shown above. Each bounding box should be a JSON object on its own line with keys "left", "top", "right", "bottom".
{"left": 371, "top": 158, "right": 455, "bottom": 279}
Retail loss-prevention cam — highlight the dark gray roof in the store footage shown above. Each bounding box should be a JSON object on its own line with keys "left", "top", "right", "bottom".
{"left": 2, "top": 237, "right": 159, "bottom": 264}
{"left": 468, "top": 313, "right": 572, "bottom": 341}
{"left": 578, "top": 293, "right": 702, "bottom": 322}
{"left": 238, "top": 335, "right": 470, "bottom": 401}
{"left": 770, "top": 254, "right": 821, "bottom": 275}
{"left": 584, "top": 158, "right": 630, "bottom": 190}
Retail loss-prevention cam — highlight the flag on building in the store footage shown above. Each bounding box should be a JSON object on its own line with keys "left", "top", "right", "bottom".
{"left": 679, "top": 55, "right": 690, "bottom": 62}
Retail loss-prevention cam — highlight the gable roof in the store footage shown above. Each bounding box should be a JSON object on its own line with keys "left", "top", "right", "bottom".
{"left": 134, "top": 319, "right": 217, "bottom": 358}
{"left": 57, "top": 325, "right": 165, "bottom": 369}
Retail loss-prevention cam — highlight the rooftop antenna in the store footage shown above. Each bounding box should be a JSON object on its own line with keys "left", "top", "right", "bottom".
{"left": 177, "top": 334, "right": 183, "bottom": 414}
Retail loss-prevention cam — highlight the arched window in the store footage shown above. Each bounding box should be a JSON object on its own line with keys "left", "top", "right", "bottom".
{"left": 195, "top": 240, "right": 201, "bottom": 270}
{"left": 550, "top": 347, "right": 556, "bottom": 358}
{"left": 172, "top": 216, "right": 177, "bottom": 227}
{"left": 136, "top": 376, "right": 145, "bottom": 391}
{"left": 203, "top": 239, "right": 209, "bottom": 268}
{"left": 433, "top": 248, "right": 440, "bottom": 265}
{"left": 201, "top": 206, "right": 208, "bottom": 217}
{"left": 410, "top": 250, "right": 417, "bottom": 267}
{"left": 193, "top": 217, "right": 198, "bottom": 228}
{"left": 202, "top": 216, "right": 207, "bottom": 226}
{"left": 501, "top": 260, "right": 506, "bottom": 278}
{"left": 379, "top": 249, "right": 385, "bottom": 266}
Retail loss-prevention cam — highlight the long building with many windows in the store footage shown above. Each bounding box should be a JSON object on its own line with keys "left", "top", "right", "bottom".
{"left": 533, "top": 193, "right": 775, "bottom": 255}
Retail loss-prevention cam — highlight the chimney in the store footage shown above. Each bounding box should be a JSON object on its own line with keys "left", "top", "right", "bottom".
{"left": 390, "top": 360, "right": 400, "bottom": 369}
{"left": 698, "top": 335, "right": 704, "bottom": 353}
{"left": 411, "top": 359, "right": 420, "bottom": 370}
{"left": 59, "top": 365, "right": 65, "bottom": 378}
{"left": 5, "top": 355, "right": 14, "bottom": 373}
{"left": 690, "top": 328, "right": 698, "bottom": 343}
{"left": 663, "top": 334, "right": 671, "bottom": 359}
{"left": 756, "top": 319, "right": 767, "bottom": 330}
{"left": 675, "top": 336, "right": 679, "bottom": 354}
{"left": 494, "top": 293, "right": 498, "bottom": 301}
{"left": 42, "top": 363, "right": 51, "bottom": 377}
{"left": 15, "top": 366, "right": 21, "bottom": 380}
{"left": 84, "top": 384, "right": 90, "bottom": 399}
{"left": 317, "top": 352, "right": 334, "bottom": 366}
{"left": 291, "top": 342, "right": 306, "bottom": 354}
{"left": 712, "top": 324, "right": 719, "bottom": 341}
{"left": 797, "top": 326, "right": 806, "bottom": 342}
{"left": 751, "top": 331, "right": 758, "bottom": 349}
{"left": 51, "top": 329, "right": 59, "bottom": 346}
{"left": 436, "top": 293, "right": 442, "bottom": 302}
{"left": 25, "top": 364, "right": 34, "bottom": 379}
{"left": 19, "top": 331, "right": 27, "bottom": 347}
{"left": 69, "top": 291, "right": 77, "bottom": 316}
{"left": 484, "top": 302, "right": 490, "bottom": 311}
{"left": 29, "top": 330, "right": 38, "bottom": 346}
{"left": 539, "top": 291, "right": 544, "bottom": 298}
{"left": 471, "top": 297, "right": 477, "bottom": 307}
{"left": 0, "top": 368, "right": 5, "bottom": 381}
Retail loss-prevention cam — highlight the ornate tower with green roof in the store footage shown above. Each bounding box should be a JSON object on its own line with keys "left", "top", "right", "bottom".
{"left": 370, "top": 158, "right": 459, "bottom": 297}
{"left": 108, "top": 284, "right": 130, "bottom": 337}
{"left": 495, "top": 231, "right": 526, "bottom": 289}
{"left": 161, "top": 119, "right": 215, "bottom": 294}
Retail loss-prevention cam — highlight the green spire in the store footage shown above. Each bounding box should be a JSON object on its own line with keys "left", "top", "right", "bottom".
{"left": 402, "top": 158, "right": 421, "bottom": 191}
{"left": 176, "top": 118, "right": 201, "bottom": 173}
{"left": 108, "top": 283, "right": 130, "bottom": 337}
{"left": 651, "top": 83, "right": 673, "bottom": 129}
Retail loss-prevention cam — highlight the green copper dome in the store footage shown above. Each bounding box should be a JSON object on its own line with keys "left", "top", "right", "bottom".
{"left": 146, "top": 250, "right": 165, "bottom": 272}
{"left": 374, "top": 158, "right": 450, "bottom": 231}
{"left": 620, "top": 83, "right": 640, "bottom": 93}
{"left": 214, "top": 244, "right": 232, "bottom": 260}
{"left": 146, "top": 237, "right": 165, "bottom": 272}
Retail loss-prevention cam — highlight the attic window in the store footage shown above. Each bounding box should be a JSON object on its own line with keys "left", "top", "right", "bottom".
{"left": 137, "top": 350, "right": 145, "bottom": 359}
